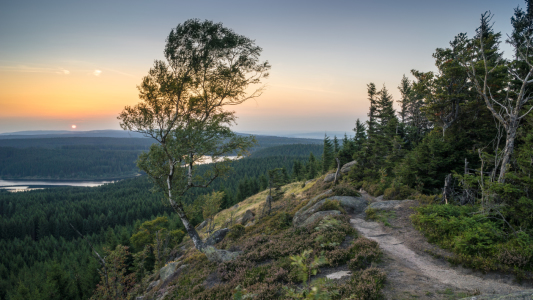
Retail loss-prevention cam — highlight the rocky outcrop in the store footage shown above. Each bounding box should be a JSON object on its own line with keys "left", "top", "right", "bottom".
{"left": 293, "top": 193, "right": 367, "bottom": 227}
{"left": 340, "top": 160, "right": 357, "bottom": 174}
{"left": 145, "top": 280, "right": 160, "bottom": 293}
{"left": 240, "top": 209, "right": 255, "bottom": 225}
{"left": 459, "top": 290, "right": 533, "bottom": 300}
{"left": 293, "top": 190, "right": 333, "bottom": 226}
{"left": 300, "top": 210, "right": 341, "bottom": 227}
{"left": 324, "top": 173, "right": 338, "bottom": 183}
{"left": 204, "top": 246, "right": 242, "bottom": 263}
{"left": 326, "top": 196, "right": 368, "bottom": 213}
{"left": 204, "top": 228, "right": 229, "bottom": 247}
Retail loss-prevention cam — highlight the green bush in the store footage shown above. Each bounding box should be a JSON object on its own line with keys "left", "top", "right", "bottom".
{"left": 412, "top": 203, "right": 533, "bottom": 275}
{"left": 227, "top": 224, "right": 246, "bottom": 240}
{"left": 275, "top": 212, "right": 293, "bottom": 229}
{"left": 361, "top": 181, "right": 385, "bottom": 197}
{"left": 319, "top": 199, "right": 345, "bottom": 213}
{"left": 332, "top": 185, "right": 360, "bottom": 197}
{"left": 383, "top": 184, "right": 415, "bottom": 200}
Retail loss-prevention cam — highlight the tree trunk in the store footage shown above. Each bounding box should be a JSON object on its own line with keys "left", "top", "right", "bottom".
{"left": 333, "top": 157, "right": 341, "bottom": 185}
{"left": 171, "top": 200, "right": 205, "bottom": 251}
{"left": 498, "top": 123, "right": 518, "bottom": 183}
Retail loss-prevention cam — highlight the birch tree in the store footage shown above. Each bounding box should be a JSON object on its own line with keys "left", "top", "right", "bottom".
{"left": 118, "top": 19, "right": 270, "bottom": 251}
{"left": 462, "top": 12, "right": 533, "bottom": 183}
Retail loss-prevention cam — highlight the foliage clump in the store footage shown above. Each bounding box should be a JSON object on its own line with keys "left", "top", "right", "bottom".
{"left": 332, "top": 185, "right": 360, "bottom": 197}
{"left": 319, "top": 199, "right": 345, "bottom": 214}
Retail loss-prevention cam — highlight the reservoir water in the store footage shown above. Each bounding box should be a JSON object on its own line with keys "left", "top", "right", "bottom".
{"left": 0, "top": 179, "right": 118, "bottom": 192}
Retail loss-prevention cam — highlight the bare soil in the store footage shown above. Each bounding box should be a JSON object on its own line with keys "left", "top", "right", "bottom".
{"left": 350, "top": 193, "right": 532, "bottom": 300}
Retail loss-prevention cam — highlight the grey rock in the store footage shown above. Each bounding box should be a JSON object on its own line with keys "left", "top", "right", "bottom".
{"left": 233, "top": 204, "right": 239, "bottom": 209}
{"left": 293, "top": 190, "right": 333, "bottom": 226}
{"left": 324, "top": 173, "right": 338, "bottom": 183}
{"left": 136, "top": 297, "right": 145, "bottom": 300}
{"left": 204, "top": 228, "right": 229, "bottom": 247}
{"left": 299, "top": 210, "right": 341, "bottom": 227}
{"left": 326, "top": 270, "right": 351, "bottom": 279}
{"left": 159, "top": 262, "right": 180, "bottom": 282}
{"left": 204, "top": 246, "right": 242, "bottom": 263}
{"left": 146, "top": 280, "right": 160, "bottom": 293}
{"left": 340, "top": 160, "right": 357, "bottom": 174}
{"left": 326, "top": 196, "right": 368, "bottom": 213}
{"left": 368, "top": 200, "right": 403, "bottom": 211}
{"left": 241, "top": 209, "right": 255, "bottom": 225}
{"left": 375, "top": 195, "right": 384, "bottom": 201}
{"left": 459, "top": 290, "right": 533, "bottom": 300}
{"left": 196, "top": 220, "right": 207, "bottom": 230}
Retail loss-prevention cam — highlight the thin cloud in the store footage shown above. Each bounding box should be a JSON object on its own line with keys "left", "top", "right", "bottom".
{"left": 103, "top": 67, "right": 135, "bottom": 77}
{"left": 93, "top": 70, "right": 102, "bottom": 76}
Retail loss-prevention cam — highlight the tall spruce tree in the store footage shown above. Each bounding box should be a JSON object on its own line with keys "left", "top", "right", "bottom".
{"left": 322, "top": 135, "right": 334, "bottom": 174}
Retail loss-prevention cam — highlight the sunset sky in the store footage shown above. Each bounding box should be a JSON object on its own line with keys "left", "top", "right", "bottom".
{"left": 0, "top": 0, "right": 523, "bottom": 134}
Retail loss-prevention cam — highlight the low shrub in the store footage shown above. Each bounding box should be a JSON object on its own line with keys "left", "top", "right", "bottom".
{"left": 319, "top": 199, "right": 345, "bottom": 214}
{"left": 227, "top": 224, "right": 246, "bottom": 240}
{"left": 332, "top": 185, "right": 360, "bottom": 197}
{"left": 274, "top": 212, "right": 293, "bottom": 229}
{"left": 361, "top": 181, "right": 385, "bottom": 197}
{"left": 412, "top": 203, "right": 533, "bottom": 277}
{"left": 348, "top": 237, "right": 382, "bottom": 271}
{"left": 383, "top": 185, "right": 415, "bottom": 200}
{"left": 365, "top": 208, "right": 395, "bottom": 227}
{"left": 338, "top": 268, "right": 386, "bottom": 300}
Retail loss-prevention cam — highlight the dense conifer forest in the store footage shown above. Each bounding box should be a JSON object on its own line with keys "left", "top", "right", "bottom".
{"left": 0, "top": 144, "right": 324, "bottom": 299}
{"left": 0, "top": 136, "right": 322, "bottom": 180}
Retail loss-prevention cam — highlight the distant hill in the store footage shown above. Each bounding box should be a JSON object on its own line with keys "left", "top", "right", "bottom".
{"left": 0, "top": 129, "right": 348, "bottom": 140}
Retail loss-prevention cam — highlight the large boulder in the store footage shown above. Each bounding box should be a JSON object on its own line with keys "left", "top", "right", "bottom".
{"left": 240, "top": 210, "right": 255, "bottom": 225}
{"left": 340, "top": 161, "right": 357, "bottom": 174}
{"left": 204, "top": 246, "right": 242, "bottom": 263}
{"left": 300, "top": 210, "right": 341, "bottom": 227}
{"left": 324, "top": 173, "right": 338, "bottom": 183}
{"left": 293, "top": 190, "right": 333, "bottom": 226}
{"left": 326, "top": 196, "right": 368, "bottom": 214}
{"left": 204, "top": 228, "right": 229, "bottom": 247}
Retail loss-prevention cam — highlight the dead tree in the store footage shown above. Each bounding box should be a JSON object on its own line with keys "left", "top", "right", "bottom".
{"left": 464, "top": 12, "right": 533, "bottom": 183}
{"left": 443, "top": 174, "right": 453, "bottom": 204}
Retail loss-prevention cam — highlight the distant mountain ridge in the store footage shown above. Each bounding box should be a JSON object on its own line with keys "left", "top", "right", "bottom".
{"left": 0, "top": 129, "right": 345, "bottom": 140}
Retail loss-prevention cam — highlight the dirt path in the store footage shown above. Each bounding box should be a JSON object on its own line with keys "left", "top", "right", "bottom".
{"left": 350, "top": 196, "right": 530, "bottom": 299}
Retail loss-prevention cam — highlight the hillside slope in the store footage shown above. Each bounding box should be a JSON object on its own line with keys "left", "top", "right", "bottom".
{"left": 131, "top": 166, "right": 532, "bottom": 300}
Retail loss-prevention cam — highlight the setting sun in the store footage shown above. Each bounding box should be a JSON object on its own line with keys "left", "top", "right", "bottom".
{"left": 71, "top": 125, "right": 76, "bottom": 129}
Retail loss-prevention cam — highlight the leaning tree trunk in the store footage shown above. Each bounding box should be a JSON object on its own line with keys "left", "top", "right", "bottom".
{"left": 170, "top": 199, "right": 205, "bottom": 251}
{"left": 167, "top": 164, "right": 205, "bottom": 252}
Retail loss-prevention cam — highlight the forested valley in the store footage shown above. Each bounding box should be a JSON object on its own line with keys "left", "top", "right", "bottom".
{"left": 0, "top": 135, "right": 322, "bottom": 180}
{"left": 0, "top": 143, "right": 326, "bottom": 299}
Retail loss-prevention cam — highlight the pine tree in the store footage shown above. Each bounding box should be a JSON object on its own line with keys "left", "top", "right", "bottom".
{"left": 322, "top": 135, "right": 334, "bottom": 174}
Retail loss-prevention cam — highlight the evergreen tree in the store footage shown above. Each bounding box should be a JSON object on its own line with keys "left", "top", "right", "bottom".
{"left": 322, "top": 135, "right": 334, "bottom": 174}
{"left": 307, "top": 153, "right": 318, "bottom": 180}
